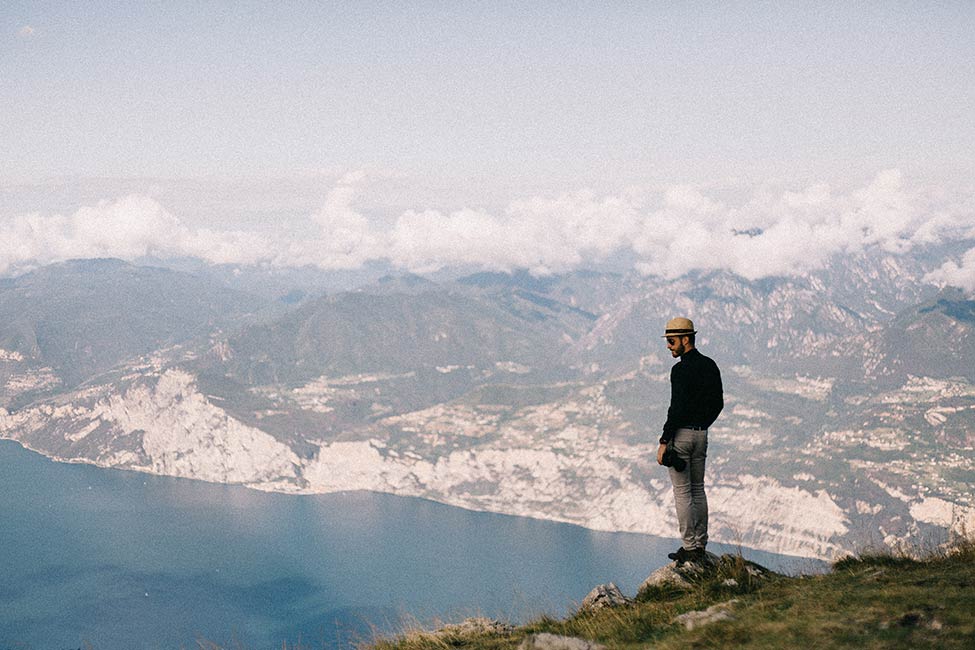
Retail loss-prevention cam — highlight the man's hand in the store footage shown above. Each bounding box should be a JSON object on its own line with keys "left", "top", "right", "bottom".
{"left": 657, "top": 443, "right": 667, "bottom": 465}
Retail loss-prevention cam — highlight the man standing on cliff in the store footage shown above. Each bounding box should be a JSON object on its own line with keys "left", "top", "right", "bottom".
{"left": 656, "top": 317, "right": 723, "bottom": 565}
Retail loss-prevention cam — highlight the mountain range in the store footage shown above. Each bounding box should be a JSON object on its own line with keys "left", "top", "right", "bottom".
{"left": 1, "top": 244, "right": 973, "bottom": 560}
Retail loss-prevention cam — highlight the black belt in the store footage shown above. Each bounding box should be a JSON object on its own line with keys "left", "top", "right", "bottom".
{"left": 681, "top": 425, "right": 707, "bottom": 431}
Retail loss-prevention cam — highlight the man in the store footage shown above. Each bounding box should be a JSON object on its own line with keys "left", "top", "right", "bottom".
{"left": 657, "top": 316, "right": 723, "bottom": 565}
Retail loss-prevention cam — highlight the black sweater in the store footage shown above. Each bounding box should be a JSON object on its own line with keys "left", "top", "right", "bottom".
{"left": 660, "top": 348, "right": 723, "bottom": 444}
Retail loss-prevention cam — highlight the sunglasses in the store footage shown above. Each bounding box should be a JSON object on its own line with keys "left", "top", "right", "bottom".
{"left": 666, "top": 337, "right": 678, "bottom": 345}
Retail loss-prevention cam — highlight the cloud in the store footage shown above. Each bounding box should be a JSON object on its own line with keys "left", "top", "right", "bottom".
{"left": 387, "top": 191, "right": 642, "bottom": 275}
{"left": 630, "top": 169, "right": 970, "bottom": 280}
{"left": 276, "top": 170, "right": 385, "bottom": 270}
{"left": 17, "top": 25, "right": 35, "bottom": 38}
{"left": 372, "top": 169, "right": 966, "bottom": 280}
{"left": 179, "top": 228, "right": 273, "bottom": 266}
{"left": 925, "top": 247, "right": 975, "bottom": 293}
{"left": 0, "top": 195, "right": 273, "bottom": 274}
{"left": 2, "top": 170, "right": 970, "bottom": 281}
{"left": 0, "top": 196, "right": 180, "bottom": 273}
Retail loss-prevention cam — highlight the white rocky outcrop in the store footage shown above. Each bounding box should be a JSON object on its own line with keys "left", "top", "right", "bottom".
{"left": 0, "top": 376, "right": 856, "bottom": 561}
{"left": 303, "top": 436, "right": 850, "bottom": 559}
{"left": 4, "top": 360, "right": 971, "bottom": 563}
{"left": 909, "top": 496, "right": 975, "bottom": 535}
{"left": 707, "top": 475, "right": 849, "bottom": 558}
{"left": 2, "top": 369, "right": 300, "bottom": 487}
{"left": 105, "top": 370, "right": 301, "bottom": 485}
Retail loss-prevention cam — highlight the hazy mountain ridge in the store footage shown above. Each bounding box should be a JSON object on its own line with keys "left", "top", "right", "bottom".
{"left": 0, "top": 259, "right": 267, "bottom": 396}
{"left": 571, "top": 249, "right": 939, "bottom": 378}
{"left": 1, "top": 247, "right": 973, "bottom": 560}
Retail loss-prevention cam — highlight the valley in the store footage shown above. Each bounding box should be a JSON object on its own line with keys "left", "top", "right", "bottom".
{"left": 2, "top": 248, "right": 974, "bottom": 561}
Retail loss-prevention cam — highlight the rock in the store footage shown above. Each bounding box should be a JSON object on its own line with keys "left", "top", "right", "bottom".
{"left": 674, "top": 599, "right": 739, "bottom": 631}
{"left": 638, "top": 551, "right": 720, "bottom": 593}
{"left": 435, "top": 617, "right": 514, "bottom": 637}
{"left": 639, "top": 564, "right": 695, "bottom": 592}
{"left": 638, "top": 553, "right": 774, "bottom": 598}
{"left": 579, "top": 582, "right": 632, "bottom": 612}
{"left": 519, "top": 633, "right": 606, "bottom": 650}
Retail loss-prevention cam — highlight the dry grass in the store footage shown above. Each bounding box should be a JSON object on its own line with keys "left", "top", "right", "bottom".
{"left": 362, "top": 535, "right": 975, "bottom": 650}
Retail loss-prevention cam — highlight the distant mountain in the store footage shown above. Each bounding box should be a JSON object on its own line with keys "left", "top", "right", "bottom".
{"left": 2, "top": 248, "right": 974, "bottom": 561}
{"left": 373, "top": 273, "right": 440, "bottom": 294}
{"left": 0, "top": 259, "right": 265, "bottom": 392}
{"left": 568, "top": 249, "right": 941, "bottom": 378}
{"left": 139, "top": 256, "right": 395, "bottom": 299}
{"left": 217, "top": 284, "right": 593, "bottom": 386}
{"left": 868, "top": 289, "right": 975, "bottom": 382}
{"left": 457, "top": 269, "right": 561, "bottom": 293}
{"left": 457, "top": 269, "right": 628, "bottom": 317}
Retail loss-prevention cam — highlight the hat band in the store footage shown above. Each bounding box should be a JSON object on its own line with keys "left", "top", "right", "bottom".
{"left": 665, "top": 328, "right": 694, "bottom": 334}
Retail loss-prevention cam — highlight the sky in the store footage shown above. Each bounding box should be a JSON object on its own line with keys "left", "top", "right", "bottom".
{"left": 2, "top": 2, "right": 974, "bottom": 286}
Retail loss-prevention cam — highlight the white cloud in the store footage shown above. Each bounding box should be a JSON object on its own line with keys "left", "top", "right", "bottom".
{"left": 507, "top": 191, "right": 642, "bottom": 260}
{"left": 0, "top": 195, "right": 273, "bottom": 274}
{"left": 278, "top": 170, "right": 385, "bottom": 270}
{"left": 0, "top": 196, "right": 181, "bottom": 273}
{"left": 179, "top": 228, "right": 272, "bottom": 266}
{"left": 925, "top": 247, "right": 975, "bottom": 293}
{"left": 2, "top": 170, "right": 970, "bottom": 281}
{"left": 843, "top": 168, "right": 916, "bottom": 252}
{"left": 387, "top": 190, "right": 643, "bottom": 275}
{"left": 69, "top": 194, "right": 184, "bottom": 258}
{"left": 631, "top": 169, "right": 964, "bottom": 280}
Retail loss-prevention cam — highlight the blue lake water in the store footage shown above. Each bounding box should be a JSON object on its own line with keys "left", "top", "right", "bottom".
{"left": 0, "top": 440, "right": 818, "bottom": 650}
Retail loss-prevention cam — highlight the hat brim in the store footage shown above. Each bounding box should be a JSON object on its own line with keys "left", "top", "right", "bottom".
{"left": 662, "top": 329, "right": 697, "bottom": 337}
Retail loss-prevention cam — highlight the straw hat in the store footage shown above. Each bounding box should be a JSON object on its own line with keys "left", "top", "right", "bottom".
{"left": 663, "top": 317, "right": 697, "bottom": 337}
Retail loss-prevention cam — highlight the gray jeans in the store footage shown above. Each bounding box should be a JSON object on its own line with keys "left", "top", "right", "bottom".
{"left": 668, "top": 427, "right": 708, "bottom": 551}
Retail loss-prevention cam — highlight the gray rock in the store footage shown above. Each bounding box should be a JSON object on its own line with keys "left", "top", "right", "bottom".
{"left": 435, "top": 617, "right": 514, "bottom": 637}
{"left": 519, "top": 633, "right": 606, "bottom": 650}
{"left": 579, "top": 582, "right": 632, "bottom": 612}
{"left": 639, "top": 564, "right": 695, "bottom": 592}
{"left": 638, "top": 551, "right": 719, "bottom": 593}
{"left": 674, "top": 599, "right": 739, "bottom": 631}
{"left": 638, "top": 552, "right": 771, "bottom": 597}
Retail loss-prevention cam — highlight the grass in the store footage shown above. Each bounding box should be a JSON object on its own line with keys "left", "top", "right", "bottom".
{"left": 363, "top": 539, "right": 975, "bottom": 650}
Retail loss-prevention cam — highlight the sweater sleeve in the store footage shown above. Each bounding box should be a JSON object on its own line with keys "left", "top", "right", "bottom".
{"left": 660, "top": 364, "right": 686, "bottom": 444}
{"left": 703, "top": 360, "right": 724, "bottom": 428}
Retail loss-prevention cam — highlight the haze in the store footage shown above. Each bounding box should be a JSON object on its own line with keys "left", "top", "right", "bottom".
{"left": 2, "top": 3, "right": 973, "bottom": 285}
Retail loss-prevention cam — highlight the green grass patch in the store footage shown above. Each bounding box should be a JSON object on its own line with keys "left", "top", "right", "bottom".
{"left": 362, "top": 540, "right": 975, "bottom": 650}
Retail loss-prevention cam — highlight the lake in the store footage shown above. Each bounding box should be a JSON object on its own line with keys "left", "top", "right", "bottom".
{"left": 0, "top": 440, "right": 816, "bottom": 650}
